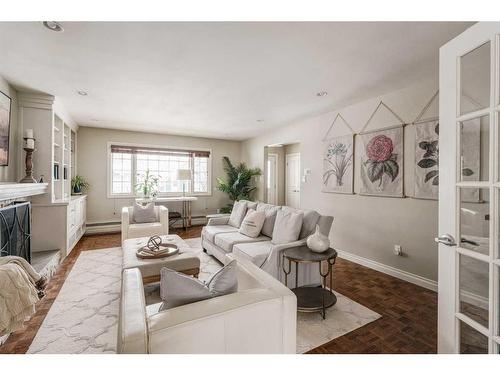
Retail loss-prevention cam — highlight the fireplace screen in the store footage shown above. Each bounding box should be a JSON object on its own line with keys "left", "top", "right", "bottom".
{"left": 0, "top": 202, "right": 31, "bottom": 263}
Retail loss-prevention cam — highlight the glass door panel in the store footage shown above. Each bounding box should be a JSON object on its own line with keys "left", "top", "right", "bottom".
{"left": 460, "top": 321, "right": 489, "bottom": 353}
{"left": 460, "top": 42, "right": 490, "bottom": 115}
{"left": 459, "top": 115, "right": 490, "bottom": 182}
{"left": 459, "top": 187, "right": 490, "bottom": 255}
{"left": 459, "top": 254, "right": 489, "bottom": 328}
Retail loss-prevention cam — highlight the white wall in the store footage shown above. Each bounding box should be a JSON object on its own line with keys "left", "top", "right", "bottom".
{"left": 77, "top": 127, "right": 242, "bottom": 224}
{"left": 242, "top": 77, "right": 440, "bottom": 282}
{"left": 0, "top": 75, "right": 19, "bottom": 182}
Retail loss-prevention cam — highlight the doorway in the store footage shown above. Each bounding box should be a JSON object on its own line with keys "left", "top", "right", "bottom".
{"left": 267, "top": 153, "right": 278, "bottom": 205}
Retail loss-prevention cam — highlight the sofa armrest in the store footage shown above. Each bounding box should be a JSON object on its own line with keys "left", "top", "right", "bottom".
{"left": 207, "top": 215, "right": 230, "bottom": 226}
{"left": 118, "top": 268, "right": 148, "bottom": 354}
{"left": 158, "top": 205, "right": 169, "bottom": 235}
{"left": 121, "top": 207, "right": 130, "bottom": 244}
{"left": 269, "top": 238, "right": 307, "bottom": 253}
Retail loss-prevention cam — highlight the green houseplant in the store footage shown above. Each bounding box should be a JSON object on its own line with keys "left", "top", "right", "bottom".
{"left": 136, "top": 170, "right": 159, "bottom": 199}
{"left": 71, "top": 175, "right": 90, "bottom": 195}
{"left": 216, "top": 157, "right": 261, "bottom": 213}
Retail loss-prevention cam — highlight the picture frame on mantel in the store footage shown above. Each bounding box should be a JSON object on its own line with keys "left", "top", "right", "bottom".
{"left": 0, "top": 90, "right": 12, "bottom": 166}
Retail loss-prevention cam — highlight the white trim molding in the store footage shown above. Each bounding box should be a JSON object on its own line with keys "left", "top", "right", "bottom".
{"left": 0, "top": 183, "right": 49, "bottom": 203}
{"left": 336, "top": 249, "right": 438, "bottom": 292}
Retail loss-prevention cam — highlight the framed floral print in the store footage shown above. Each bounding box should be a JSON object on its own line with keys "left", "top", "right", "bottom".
{"left": 359, "top": 126, "right": 404, "bottom": 197}
{"left": 322, "top": 134, "right": 354, "bottom": 194}
{"left": 414, "top": 120, "right": 439, "bottom": 200}
{"left": 0, "top": 90, "right": 11, "bottom": 166}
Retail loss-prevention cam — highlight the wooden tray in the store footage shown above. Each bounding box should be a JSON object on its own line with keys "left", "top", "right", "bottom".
{"left": 136, "top": 243, "right": 179, "bottom": 259}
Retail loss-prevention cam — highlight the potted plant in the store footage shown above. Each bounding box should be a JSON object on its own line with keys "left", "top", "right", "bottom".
{"left": 216, "top": 157, "right": 261, "bottom": 213}
{"left": 136, "top": 170, "right": 159, "bottom": 199}
{"left": 71, "top": 175, "right": 89, "bottom": 195}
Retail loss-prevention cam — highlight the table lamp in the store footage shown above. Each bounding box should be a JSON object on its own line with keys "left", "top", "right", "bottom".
{"left": 176, "top": 169, "right": 192, "bottom": 196}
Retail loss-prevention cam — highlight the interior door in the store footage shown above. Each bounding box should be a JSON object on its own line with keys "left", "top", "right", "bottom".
{"left": 286, "top": 153, "right": 300, "bottom": 208}
{"left": 267, "top": 153, "right": 278, "bottom": 205}
{"left": 439, "top": 22, "right": 500, "bottom": 354}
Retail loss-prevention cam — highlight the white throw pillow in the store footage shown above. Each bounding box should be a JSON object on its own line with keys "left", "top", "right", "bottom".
{"left": 132, "top": 202, "right": 156, "bottom": 223}
{"left": 228, "top": 201, "right": 248, "bottom": 228}
{"left": 239, "top": 209, "right": 266, "bottom": 238}
{"left": 271, "top": 210, "right": 303, "bottom": 245}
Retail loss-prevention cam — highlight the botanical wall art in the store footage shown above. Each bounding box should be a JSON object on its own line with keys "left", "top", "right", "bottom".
{"left": 414, "top": 121, "right": 439, "bottom": 200}
{"left": 322, "top": 134, "right": 354, "bottom": 194}
{"left": 359, "top": 127, "right": 404, "bottom": 197}
{"left": 0, "top": 90, "right": 11, "bottom": 166}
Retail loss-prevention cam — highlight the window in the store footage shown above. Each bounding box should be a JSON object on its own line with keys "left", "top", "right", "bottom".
{"left": 109, "top": 143, "right": 211, "bottom": 196}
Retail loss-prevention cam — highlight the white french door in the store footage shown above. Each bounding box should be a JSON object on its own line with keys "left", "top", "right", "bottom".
{"left": 439, "top": 22, "right": 500, "bottom": 354}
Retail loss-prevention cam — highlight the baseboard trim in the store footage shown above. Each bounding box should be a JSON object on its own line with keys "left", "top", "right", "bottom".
{"left": 336, "top": 249, "right": 438, "bottom": 292}
{"left": 84, "top": 217, "right": 208, "bottom": 235}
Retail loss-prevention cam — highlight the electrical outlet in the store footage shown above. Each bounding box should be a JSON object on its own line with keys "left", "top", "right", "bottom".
{"left": 393, "top": 245, "right": 402, "bottom": 256}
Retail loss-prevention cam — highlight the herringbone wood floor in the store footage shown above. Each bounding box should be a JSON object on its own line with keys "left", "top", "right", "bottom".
{"left": 1, "top": 226, "right": 438, "bottom": 354}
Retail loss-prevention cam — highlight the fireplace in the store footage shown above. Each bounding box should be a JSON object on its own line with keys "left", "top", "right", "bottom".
{"left": 0, "top": 201, "right": 31, "bottom": 263}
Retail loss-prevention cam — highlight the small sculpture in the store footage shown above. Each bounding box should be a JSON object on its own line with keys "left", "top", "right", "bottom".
{"left": 147, "top": 235, "right": 163, "bottom": 251}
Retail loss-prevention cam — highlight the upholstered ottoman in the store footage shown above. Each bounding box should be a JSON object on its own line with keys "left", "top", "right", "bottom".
{"left": 122, "top": 234, "right": 200, "bottom": 284}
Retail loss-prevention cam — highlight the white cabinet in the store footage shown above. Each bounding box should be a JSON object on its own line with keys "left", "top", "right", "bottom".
{"left": 32, "top": 195, "right": 87, "bottom": 258}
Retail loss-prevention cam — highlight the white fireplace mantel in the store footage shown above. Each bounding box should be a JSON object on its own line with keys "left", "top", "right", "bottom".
{"left": 0, "top": 182, "right": 49, "bottom": 202}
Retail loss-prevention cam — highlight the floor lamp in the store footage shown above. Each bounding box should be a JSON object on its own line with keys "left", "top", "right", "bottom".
{"left": 176, "top": 169, "right": 192, "bottom": 229}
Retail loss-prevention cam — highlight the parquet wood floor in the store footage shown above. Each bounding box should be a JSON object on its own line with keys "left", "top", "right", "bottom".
{"left": 1, "top": 226, "right": 438, "bottom": 354}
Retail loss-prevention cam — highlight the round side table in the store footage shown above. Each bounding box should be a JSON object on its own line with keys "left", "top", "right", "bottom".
{"left": 282, "top": 246, "right": 337, "bottom": 319}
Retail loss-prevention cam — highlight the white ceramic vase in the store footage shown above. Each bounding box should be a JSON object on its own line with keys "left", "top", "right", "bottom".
{"left": 306, "top": 224, "right": 330, "bottom": 253}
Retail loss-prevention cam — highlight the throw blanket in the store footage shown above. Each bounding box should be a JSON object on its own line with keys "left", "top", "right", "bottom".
{"left": 0, "top": 256, "right": 44, "bottom": 336}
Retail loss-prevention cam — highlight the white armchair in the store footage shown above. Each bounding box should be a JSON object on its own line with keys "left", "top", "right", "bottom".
{"left": 121, "top": 205, "right": 169, "bottom": 244}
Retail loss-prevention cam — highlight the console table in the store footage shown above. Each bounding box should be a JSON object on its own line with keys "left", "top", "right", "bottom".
{"left": 136, "top": 196, "right": 198, "bottom": 228}
{"left": 282, "top": 246, "right": 337, "bottom": 319}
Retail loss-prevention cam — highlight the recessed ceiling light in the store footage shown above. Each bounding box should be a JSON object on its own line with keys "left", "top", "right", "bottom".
{"left": 42, "top": 21, "right": 64, "bottom": 32}
{"left": 77, "top": 91, "right": 88, "bottom": 96}
{"left": 316, "top": 91, "right": 328, "bottom": 97}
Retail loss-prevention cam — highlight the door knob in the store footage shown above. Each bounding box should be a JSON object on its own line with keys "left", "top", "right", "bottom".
{"left": 435, "top": 234, "right": 457, "bottom": 247}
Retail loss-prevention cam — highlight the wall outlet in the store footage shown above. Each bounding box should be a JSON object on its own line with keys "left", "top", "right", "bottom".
{"left": 393, "top": 245, "right": 402, "bottom": 256}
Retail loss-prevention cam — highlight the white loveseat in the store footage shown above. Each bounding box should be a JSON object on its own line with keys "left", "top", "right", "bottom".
{"left": 121, "top": 205, "right": 169, "bottom": 244}
{"left": 118, "top": 255, "right": 297, "bottom": 354}
{"left": 201, "top": 201, "right": 334, "bottom": 287}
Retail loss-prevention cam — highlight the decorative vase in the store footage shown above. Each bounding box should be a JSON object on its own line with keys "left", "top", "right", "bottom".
{"left": 306, "top": 224, "right": 330, "bottom": 253}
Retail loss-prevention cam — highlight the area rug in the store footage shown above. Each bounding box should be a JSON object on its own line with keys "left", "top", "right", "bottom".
{"left": 28, "top": 238, "right": 380, "bottom": 354}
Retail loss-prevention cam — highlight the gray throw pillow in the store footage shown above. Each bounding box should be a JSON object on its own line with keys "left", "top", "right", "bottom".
{"left": 159, "top": 260, "right": 238, "bottom": 311}
{"left": 132, "top": 202, "right": 157, "bottom": 223}
{"left": 228, "top": 201, "right": 248, "bottom": 228}
{"left": 257, "top": 203, "right": 280, "bottom": 237}
{"left": 271, "top": 210, "right": 303, "bottom": 245}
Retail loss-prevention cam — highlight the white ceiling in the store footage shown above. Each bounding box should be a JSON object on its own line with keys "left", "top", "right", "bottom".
{"left": 0, "top": 22, "right": 472, "bottom": 140}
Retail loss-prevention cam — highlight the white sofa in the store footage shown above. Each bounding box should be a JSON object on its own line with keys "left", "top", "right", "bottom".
{"left": 201, "top": 202, "right": 334, "bottom": 287}
{"left": 121, "top": 205, "right": 169, "bottom": 244}
{"left": 117, "top": 255, "right": 297, "bottom": 354}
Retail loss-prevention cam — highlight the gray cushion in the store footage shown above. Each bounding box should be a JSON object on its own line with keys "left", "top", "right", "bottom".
{"left": 271, "top": 210, "right": 303, "bottom": 245}
{"left": 202, "top": 224, "right": 238, "bottom": 242}
{"left": 228, "top": 201, "right": 248, "bottom": 228}
{"left": 132, "top": 202, "right": 156, "bottom": 223}
{"left": 239, "top": 209, "right": 266, "bottom": 238}
{"left": 159, "top": 260, "right": 238, "bottom": 311}
{"left": 214, "top": 231, "right": 270, "bottom": 253}
{"left": 282, "top": 207, "right": 321, "bottom": 239}
{"left": 256, "top": 203, "right": 280, "bottom": 237}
